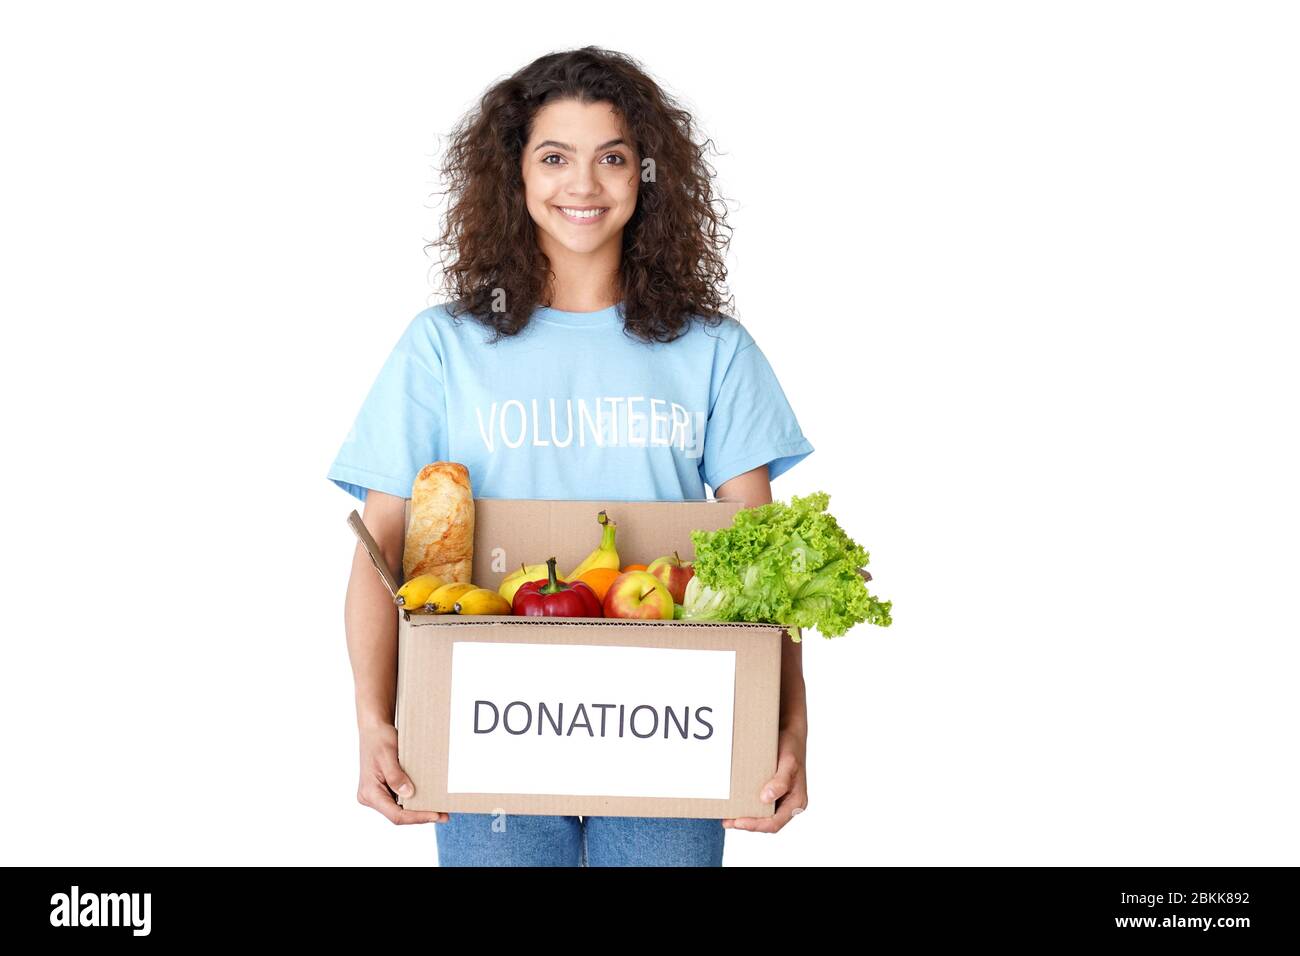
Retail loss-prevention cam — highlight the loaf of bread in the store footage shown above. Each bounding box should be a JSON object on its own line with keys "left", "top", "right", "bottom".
{"left": 402, "top": 462, "right": 474, "bottom": 583}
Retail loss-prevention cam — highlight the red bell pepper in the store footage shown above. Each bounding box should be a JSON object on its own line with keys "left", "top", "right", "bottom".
{"left": 512, "top": 556, "right": 603, "bottom": 618}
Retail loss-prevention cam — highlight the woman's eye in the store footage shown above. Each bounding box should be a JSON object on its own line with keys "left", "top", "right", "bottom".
{"left": 542, "top": 154, "right": 565, "bottom": 165}
{"left": 600, "top": 154, "right": 626, "bottom": 165}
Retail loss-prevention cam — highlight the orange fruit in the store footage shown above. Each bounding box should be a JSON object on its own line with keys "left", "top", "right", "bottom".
{"left": 577, "top": 567, "right": 621, "bottom": 601}
{"left": 622, "top": 563, "right": 647, "bottom": 573}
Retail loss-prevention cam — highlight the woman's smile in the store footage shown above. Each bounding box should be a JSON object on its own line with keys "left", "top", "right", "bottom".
{"left": 554, "top": 205, "right": 611, "bottom": 224}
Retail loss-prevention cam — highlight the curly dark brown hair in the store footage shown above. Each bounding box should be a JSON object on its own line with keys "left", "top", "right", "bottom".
{"left": 426, "top": 46, "right": 734, "bottom": 344}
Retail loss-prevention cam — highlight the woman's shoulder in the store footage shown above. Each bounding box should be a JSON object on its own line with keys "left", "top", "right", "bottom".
{"left": 385, "top": 301, "right": 486, "bottom": 371}
{"left": 415, "top": 300, "right": 465, "bottom": 326}
{"left": 679, "top": 310, "right": 756, "bottom": 351}
{"left": 409, "top": 299, "right": 494, "bottom": 342}
{"left": 392, "top": 303, "right": 449, "bottom": 349}
{"left": 421, "top": 297, "right": 539, "bottom": 340}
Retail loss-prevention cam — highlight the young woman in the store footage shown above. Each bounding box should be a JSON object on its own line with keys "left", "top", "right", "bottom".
{"left": 329, "top": 47, "right": 814, "bottom": 867}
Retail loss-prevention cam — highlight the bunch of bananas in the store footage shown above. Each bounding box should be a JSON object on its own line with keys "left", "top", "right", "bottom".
{"left": 393, "top": 574, "right": 511, "bottom": 615}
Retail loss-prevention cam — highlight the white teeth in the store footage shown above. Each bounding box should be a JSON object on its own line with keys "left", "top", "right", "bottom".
{"left": 559, "top": 207, "right": 607, "bottom": 219}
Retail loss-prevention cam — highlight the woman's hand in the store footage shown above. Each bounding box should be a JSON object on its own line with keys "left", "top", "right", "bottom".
{"left": 357, "top": 721, "right": 448, "bottom": 824}
{"left": 722, "top": 725, "right": 808, "bottom": 833}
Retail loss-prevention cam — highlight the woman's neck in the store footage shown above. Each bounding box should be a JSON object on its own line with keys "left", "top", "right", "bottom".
{"left": 539, "top": 233, "right": 623, "bottom": 312}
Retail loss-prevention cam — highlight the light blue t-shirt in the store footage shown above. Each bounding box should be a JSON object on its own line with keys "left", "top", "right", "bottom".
{"left": 327, "top": 301, "right": 814, "bottom": 502}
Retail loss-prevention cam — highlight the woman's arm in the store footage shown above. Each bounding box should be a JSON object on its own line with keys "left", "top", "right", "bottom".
{"left": 346, "top": 490, "right": 406, "bottom": 729}
{"left": 346, "top": 489, "right": 445, "bottom": 824}
{"left": 714, "top": 467, "right": 809, "bottom": 833}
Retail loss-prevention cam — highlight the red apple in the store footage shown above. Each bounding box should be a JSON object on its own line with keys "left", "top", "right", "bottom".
{"left": 645, "top": 551, "right": 695, "bottom": 604}
{"left": 602, "top": 570, "right": 674, "bottom": 620}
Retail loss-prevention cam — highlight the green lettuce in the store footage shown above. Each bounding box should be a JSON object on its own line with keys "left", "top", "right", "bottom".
{"left": 680, "top": 491, "right": 892, "bottom": 639}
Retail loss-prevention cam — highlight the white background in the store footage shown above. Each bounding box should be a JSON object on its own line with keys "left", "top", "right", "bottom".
{"left": 1, "top": 1, "right": 1296, "bottom": 866}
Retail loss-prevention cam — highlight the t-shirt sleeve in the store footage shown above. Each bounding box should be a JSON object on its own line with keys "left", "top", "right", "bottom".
{"left": 326, "top": 309, "right": 448, "bottom": 502}
{"left": 700, "top": 329, "right": 815, "bottom": 494}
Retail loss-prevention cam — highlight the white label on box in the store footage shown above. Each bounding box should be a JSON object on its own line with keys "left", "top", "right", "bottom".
{"left": 446, "top": 642, "right": 736, "bottom": 799}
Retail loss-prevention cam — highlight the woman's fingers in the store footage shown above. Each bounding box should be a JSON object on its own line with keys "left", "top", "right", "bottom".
{"left": 728, "top": 787, "right": 808, "bottom": 833}
{"left": 357, "top": 726, "right": 448, "bottom": 823}
{"left": 377, "top": 746, "right": 417, "bottom": 802}
{"left": 728, "top": 750, "right": 808, "bottom": 832}
{"left": 759, "top": 748, "right": 800, "bottom": 803}
{"left": 358, "top": 777, "right": 447, "bottom": 824}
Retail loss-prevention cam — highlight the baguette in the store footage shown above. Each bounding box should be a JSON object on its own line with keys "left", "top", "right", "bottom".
{"left": 402, "top": 462, "right": 474, "bottom": 583}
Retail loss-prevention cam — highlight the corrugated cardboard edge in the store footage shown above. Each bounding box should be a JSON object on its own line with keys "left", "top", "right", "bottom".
{"left": 345, "top": 510, "right": 399, "bottom": 597}
{"left": 396, "top": 616, "right": 784, "bottom": 819}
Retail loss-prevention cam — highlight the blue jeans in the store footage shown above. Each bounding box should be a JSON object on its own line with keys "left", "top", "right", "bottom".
{"left": 435, "top": 812, "right": 725, "bottom": 866}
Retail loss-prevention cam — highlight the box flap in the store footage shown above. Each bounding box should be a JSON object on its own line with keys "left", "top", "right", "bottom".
{"left": 346, "top": 510, "right": 399, "bottom": 598}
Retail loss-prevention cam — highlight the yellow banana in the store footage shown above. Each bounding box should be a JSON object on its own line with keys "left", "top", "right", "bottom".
{"left": 394, "top": 573, "right": 445, "bottom": 610}
{"left": 565, "top": 510, "right": 620, "bottom": 580}
{"left": 453, "top": 588, "right": 513, "bottom": 616}
{"left": 425, "top": 582, "right": 478, "bottom": 614}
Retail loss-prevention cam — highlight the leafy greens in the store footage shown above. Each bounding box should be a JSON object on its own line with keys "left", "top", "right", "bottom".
{"left": 680, "top": 491, "right": 892, "bottom": 640}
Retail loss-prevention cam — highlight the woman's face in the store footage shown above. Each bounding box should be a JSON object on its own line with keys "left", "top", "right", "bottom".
{"left": 521, "top": 98, "right": 639, "bottom": 260}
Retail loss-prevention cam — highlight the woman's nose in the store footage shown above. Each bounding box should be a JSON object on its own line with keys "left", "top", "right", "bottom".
{"left": 566, "top": 163, "right": 599, "bottom": 197}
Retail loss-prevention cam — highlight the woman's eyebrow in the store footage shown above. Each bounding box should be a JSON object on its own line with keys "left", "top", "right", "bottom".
{"left": 532, "top": 138, "right": 628, "bottom": 153}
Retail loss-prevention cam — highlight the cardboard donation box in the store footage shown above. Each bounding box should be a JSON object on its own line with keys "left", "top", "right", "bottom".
{"left": 350, "top": 497, "right": 787, "bottom": 819}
